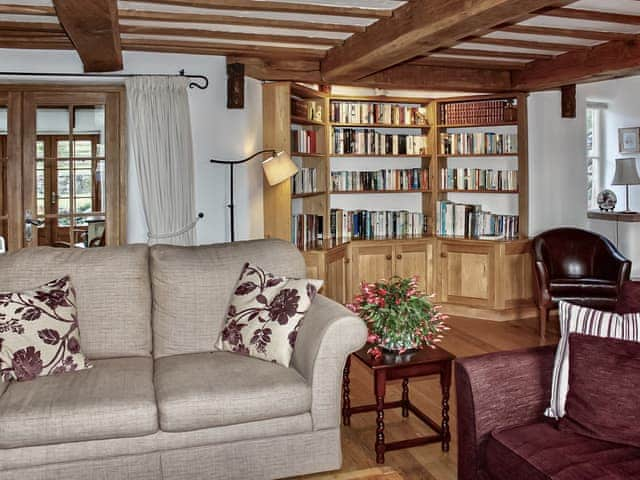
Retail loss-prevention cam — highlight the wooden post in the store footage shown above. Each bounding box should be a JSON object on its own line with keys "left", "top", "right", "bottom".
{"left": 561, "top": 84, "right": 576, "bottom": 118}
{"left": 227, "top": 63, "right": 245, "bottom": 109}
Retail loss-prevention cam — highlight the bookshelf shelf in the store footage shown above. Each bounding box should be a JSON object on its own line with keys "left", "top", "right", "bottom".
{"left": 437, "top": 122, "right": 518, "bottom": 128}
{"left": 291, "top": 152, "right": 326, "bottom": 158}
{"left": 437, "top": 153, "right": 518, "bottom": 158}
{"left": 291, "top": 191, "right": 327, "bottom": 199}
{"left": 331, "top": 189, "right": 430, "bottom": 195}
{"left": 330, "top": 153, "right": 428, "bottom": 158}
{"left": 291, "top": 116, "right": 324, "bottom": 126}
{"left": 331, "top": 122, "right": 430, "bottom": 129}
{"left": 290, "top": 83, "right": 327, "bottom": 100}
{"left": 441, "top": 189, "right": 519, "bottom": 194}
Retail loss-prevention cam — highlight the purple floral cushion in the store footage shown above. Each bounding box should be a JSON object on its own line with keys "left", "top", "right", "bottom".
{"left": 0, "top": 276, "right": 91, "bottom": 382}
{"left": 216, "top": 263, "right": 323, "bottom": 367}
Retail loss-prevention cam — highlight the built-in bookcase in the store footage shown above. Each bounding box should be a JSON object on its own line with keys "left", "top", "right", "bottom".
{"left": 263, "top": 84, "right": 528, "bottom": 247}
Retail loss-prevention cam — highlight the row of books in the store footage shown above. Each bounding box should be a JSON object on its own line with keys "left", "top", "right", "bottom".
{"left": 292, "top": 214, "right": 323, "bottom": 250}
{"left": 440, "top": 168, "right": 518, "bottom": 192}
{"left": 439, "top": 100, "right": 515, "bottom": 125}
{"left": 291, "top": 129, "right": 319, "bottom": 154}
{"left": 292, "top": 168, "right": 318, "bottom": 195}
{"left": 436, "top": 201, "right": 519, "bottom": 239}
{"left": 331, "top": 168, "right": 429, "bottom": 192}
{"left": 291, "top": 99, "right": 323, "bottom": 122}
{"left": 330, "top": 209, "right": 427, "bottom": 240}
{"left": 439, "top": 132, "right": 517, "bottom": 155}
{"left": 330, "top": 102, "right": 428, "bottom": 126}
{"left": 332, "top": 128, "right": 428, "bottom": 155}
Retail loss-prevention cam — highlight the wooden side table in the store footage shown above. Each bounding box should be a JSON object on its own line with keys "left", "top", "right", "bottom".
{"left": 342, "top": 345, "right": 455, "bottom": 464}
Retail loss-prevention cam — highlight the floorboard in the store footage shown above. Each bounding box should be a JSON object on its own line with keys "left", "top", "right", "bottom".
{"left": 296, "top": 315, "right": 559, "bottom": 480}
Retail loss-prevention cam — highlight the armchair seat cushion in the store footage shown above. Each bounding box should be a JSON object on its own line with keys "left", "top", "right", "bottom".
{"left": 549, "top": 278, "right": 618, "bottom": 298}
{"left": 154, "top": 351, "right": 311, "bottom": 432}
{"left": 0, "top": 357, "right": 157, "bottom": 448}
{"left": 486, "top": 422, "right": 640, "bottom": 480}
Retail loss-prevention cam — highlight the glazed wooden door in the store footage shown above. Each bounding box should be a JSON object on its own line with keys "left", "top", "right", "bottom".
{"left": 0, "top": 92, "right": 22, "bottom": 251}
{"left": 22, "top": 90, "right": 124, "bottom": 248}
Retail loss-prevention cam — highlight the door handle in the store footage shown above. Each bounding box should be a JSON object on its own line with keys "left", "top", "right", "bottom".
{"left": 24, "top": 210, "right": 44, "bottom": 244}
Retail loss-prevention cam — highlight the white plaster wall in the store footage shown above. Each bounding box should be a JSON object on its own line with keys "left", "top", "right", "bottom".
{"left": 0, "top": 49, "right": 263, "bottom": 244}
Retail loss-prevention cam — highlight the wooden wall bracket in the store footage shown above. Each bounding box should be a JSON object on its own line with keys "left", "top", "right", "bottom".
{"left": 227, "top": 62, "right": 245, "bottom": 109}
{"left": 561, "top": 84, "right": 576, "bottom": 118}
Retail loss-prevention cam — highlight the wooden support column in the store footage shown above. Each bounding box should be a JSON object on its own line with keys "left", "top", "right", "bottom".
{"left": 227, "top": 62, "right": 245, "bottom": 109}
{"left": 561, "top": 85, "right": 576, "bottom": 118}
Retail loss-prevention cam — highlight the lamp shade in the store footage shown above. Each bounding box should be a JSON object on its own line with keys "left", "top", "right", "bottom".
{"left": 612, "top": 157, "right": 640, "bottom": 185}
{"left": 262, "top": 151, "right": 298, "bottom": 186}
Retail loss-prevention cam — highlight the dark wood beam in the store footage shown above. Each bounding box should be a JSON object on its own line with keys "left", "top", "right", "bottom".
{"left": 512, "top": 37, "right": 640, "bottom": 90}
{"left": 541, "top": 8, "right": 640, "bottom": 25}
{"left": 120, "top": 24, "right": 342, "bottom": 46}
{"left": 436, "top": 47, "right": 553, "bottom": 61}
{"left": 321, "top": 0, "right": 573, "bottom": 81}
{"left": 130, "top": 0, "right": 393, "bottom": 18}
{"left": 466, "top": 36, "right": 585, "bottom": 52}
{"left": 118, "top": 9, "right": 365, "bottom": 33}
{"left": 228, "top": 57, "right": 322, "bottom": 83}
{"left": 0, "top": 21, "right": 64, "bottom": 33}
{"left": 53, "top": 0, "right": 122, "bottom": 72}
{"left": 561, "top": 84, "right": 576, "bottom": 117}
{"left": 227, "top": 62, "right": 244, "bottom": 109}
{"left": 412, "top": 56, "right": 528, "bottom": 70}
{"left": 500, "top": 24, "right": 635, "bottom": 42}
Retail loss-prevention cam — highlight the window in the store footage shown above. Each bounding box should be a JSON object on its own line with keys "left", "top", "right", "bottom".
{"left": 586, "top": 104, "right": 605, "bottom": 209}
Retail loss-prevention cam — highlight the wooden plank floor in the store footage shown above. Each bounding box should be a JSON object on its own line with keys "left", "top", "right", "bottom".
{"left": 296, "top": 315, "right": 558, "bottom": 480}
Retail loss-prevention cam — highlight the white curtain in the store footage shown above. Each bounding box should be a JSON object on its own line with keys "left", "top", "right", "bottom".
{"left": 126, "top": 76, "right": 197, "bottom": 246}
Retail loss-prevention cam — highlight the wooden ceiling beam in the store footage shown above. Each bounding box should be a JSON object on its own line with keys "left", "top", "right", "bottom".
{"left": 512, "top": 36, "right": 640, "bottom": 90}
{"left": 500, "top": 24, "right": 636, "bottom": 42}
{"left": 540, "top": 8, "right": 640, "bottom": 25}
{"left": 228, "top": 56, "right": 322, "bottom": 82}
{"left": 53, "top": 0, "right": 122, "bottom": 72}
{"left": 412, "top": 56, "right": 528, "bottom": 70}
{"left": 121, "top": 38, "right": 326, "bottom": 59}
{"left": 120, "top": 24, "right": 341, "bottom": 46}
{"left": 436, "top": 47, "right": 554, "bottom": 60}
{"left": 0, "top": 21, "right": 64, "bottom": 33}
{"left": 130, "top": 0, "right": 392, "bottom": 18}
{"left": 0, "top": 5, "right": 56, "bottom": 16}
{"left": 357, "top": 63, "right": 513, "bottom": 92}
{"left": 320, "top": 0, "right": 574, "bottom": 81}
{"left": 466, "top": 36, "right": 586, "bottom": 52}
{"left": 118, "top": 9, "right": 365, "bottom": 33}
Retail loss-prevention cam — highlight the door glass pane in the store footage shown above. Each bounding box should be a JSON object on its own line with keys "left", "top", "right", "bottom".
{"left": 34, "top": 104, "right": 107, "bottom": 247}
{"left": 0, "top": 106, "right": 7, "bottom": 250}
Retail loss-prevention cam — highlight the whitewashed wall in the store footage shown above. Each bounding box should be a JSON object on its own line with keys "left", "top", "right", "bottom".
{"left": 0, "top": 49, "right": 263, "bottom": 244}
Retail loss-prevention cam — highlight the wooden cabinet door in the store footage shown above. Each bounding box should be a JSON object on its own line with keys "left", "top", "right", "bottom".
{"left": 351, "top": 244, "right": 394, "bottom": 292}
{"left": 394, "top": 240, "right": 434, "bottom": 295}
{"left": 439, "top": 241, "right": 495, "bottom": 307}
{"left": 325, "top": 245, "right": 349, "bottom": 304}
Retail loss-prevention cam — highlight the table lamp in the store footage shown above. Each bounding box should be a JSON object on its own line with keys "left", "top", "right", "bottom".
{"left": 211, "top": 150, "right": 298, "bottom": 241}
{"left": 611, "top": 157, "right": 640, "bottom": 213}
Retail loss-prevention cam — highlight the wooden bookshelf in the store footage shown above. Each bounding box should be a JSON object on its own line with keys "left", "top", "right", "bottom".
{"left": 331, "top": 189, "right": 430, "bottom": 194}
{"left": 330, "top": 122, "right": 429, "bottom": 129}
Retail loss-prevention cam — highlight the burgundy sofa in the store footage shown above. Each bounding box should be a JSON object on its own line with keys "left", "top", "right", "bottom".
{"left": 456, "top": 281, "right": 640, "bottom": 480}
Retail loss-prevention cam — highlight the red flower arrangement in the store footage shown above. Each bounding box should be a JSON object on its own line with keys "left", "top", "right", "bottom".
{"left": 347, "top": 275, "right": 448, "bottom": 359}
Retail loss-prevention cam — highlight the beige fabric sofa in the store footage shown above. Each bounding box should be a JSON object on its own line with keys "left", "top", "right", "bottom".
{"left": 0, "top": 239, "right": 367, "bottom": 480}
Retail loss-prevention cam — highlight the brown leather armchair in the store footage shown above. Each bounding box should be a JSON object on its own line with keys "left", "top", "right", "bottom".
{"left": 532, "top": 227, "right": 631, "bottom": 338}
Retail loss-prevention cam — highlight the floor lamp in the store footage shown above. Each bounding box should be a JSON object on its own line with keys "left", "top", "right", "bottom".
{"left": 211, "top": 150, "right": 298, "bottom": 242}
{"left": 612, "top": 157, "right": 640, "bottom": 214}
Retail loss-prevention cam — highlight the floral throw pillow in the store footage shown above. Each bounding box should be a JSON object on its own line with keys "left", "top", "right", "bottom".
{"left": 216, "top": 263, "right": 323, "bottom": 367}
{"left": 0, "top": 276, "right": 91, "bottom": 382}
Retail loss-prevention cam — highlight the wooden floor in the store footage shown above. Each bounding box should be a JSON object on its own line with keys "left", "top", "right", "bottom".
{"left": 296, "top": 315, "right": 559, "bottom": 480}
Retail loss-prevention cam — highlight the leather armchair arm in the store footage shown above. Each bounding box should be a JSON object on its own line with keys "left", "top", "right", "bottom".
{"left": 456, "top": 345, "right": 556, "bottom": 480}
{"left": 594, "top": 239, "right": 631, "bottom": 286}
{"left": 291, "top": 295, "right": 367, "bottom": 431}
{"left": 534, "top": 260, "right": 552, "bottom": 308}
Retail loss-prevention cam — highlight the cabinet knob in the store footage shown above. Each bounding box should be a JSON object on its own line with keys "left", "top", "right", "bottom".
{"left": 344, "top": 258, "right": 350, "bottom": 264}
{"left": 396, "top": 254, "right": 402, "bottom": 260}
{"left": 440, "top": 252, "right": 448, "bottom": 258}
{"left": 386, "top": 254, "right": 392, "bottom": 260}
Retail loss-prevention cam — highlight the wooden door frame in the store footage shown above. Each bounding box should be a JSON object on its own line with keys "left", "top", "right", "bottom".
{"left": 20, "top": 86, "right": 126, "bottom": 247}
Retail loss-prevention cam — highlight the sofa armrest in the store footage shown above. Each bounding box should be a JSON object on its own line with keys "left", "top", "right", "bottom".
{"left": 291, "top": 294, "right": 367, "bottom": 431}
{"left": 455, "top": 345, "right": 556, "bottom": 480}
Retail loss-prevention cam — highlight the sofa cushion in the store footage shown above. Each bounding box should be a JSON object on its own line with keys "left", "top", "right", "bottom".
{"left": 154, "top": 351, "right": 311, "bottom": 432}
{"left": 0, "top": 245, "right": 151, "bottom": 358}
{"left": 560, "top": 334, "right": 640, "bottom": 448}
{"left": 217, "top": 262, "right": 322, "bottom": 367}
{"left": 546, "top": 301, "right": 640, "bottom": 419}
{"left": 486, "top": 422, "right": 640, "bottom": 480}
{"left": 0, "top": 276, "right": 91, "bottom": 382}
{"left": 150, "top": 239, "right": 307, "bottom": 358}
{"left": 0, "top": 357, "right": 157, "bottom": 448}
{"left": 549, "top": 278, "right": 618, "bottom": 298}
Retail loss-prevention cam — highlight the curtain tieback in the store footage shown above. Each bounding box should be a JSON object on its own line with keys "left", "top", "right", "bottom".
{"left": 147, "top": 213, "right": 204, "bottom": 241}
